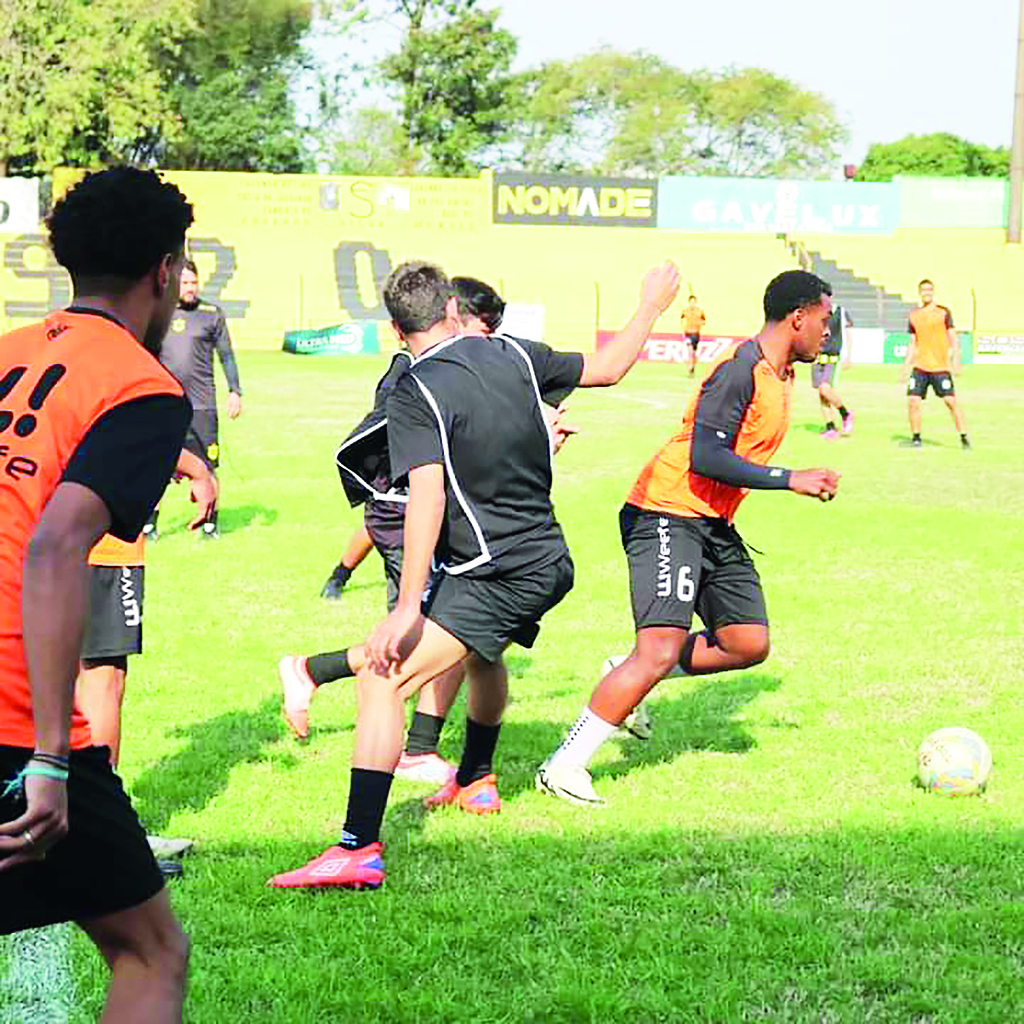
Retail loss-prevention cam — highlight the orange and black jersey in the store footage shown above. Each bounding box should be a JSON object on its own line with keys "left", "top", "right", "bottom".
{"left": 908, "top": 304, "right": 954, "bottom": 372}
{"left": 0, "top": 308, "right": 189, "bottom": 749}
{"left": 628, "top": 338, "right": 793, "bottom": 523}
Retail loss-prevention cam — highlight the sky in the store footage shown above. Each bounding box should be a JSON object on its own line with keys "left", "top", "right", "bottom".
{"left": 493, "top": 0, "right": 1018, "bottom": 164}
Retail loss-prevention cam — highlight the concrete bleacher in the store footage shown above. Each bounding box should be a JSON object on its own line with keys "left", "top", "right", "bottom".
{"left": 795, "top": 230, "right": 1024, "bottom": 334}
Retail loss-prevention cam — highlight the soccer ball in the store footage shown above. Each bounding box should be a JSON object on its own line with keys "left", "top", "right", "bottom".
{"left": 916, "top": 727, "right": 992, "bottom": 796}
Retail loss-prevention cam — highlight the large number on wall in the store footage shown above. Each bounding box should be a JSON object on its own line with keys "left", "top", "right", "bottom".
{"left": 187, "top": 238, "right": 250, "bottom": 319}
{"left": 3, "top": 235, "right": 71, "bottom": 318}
{"left": 333, "top": 242, "right": 393, "bottom": 319}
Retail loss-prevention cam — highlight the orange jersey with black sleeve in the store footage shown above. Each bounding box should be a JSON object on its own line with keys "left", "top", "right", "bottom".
{"left": 627, "top": 338, "right": 793, "bottom": 522}
{"left": 908, "top": 304, "right": 954, "bottom": 372}
{"left": 0, "top": 309, "right": 189, "bottom": 750}
{"left": 682, "top": 307, "right": 706, "bottom": 334}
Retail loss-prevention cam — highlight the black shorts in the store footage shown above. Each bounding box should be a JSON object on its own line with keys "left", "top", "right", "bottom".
{"left": 81, "top": 565, "right": 144, "bottom": 661}
{"left": 374, "top": 542, "right": 404, "bottom": 613}
{"left": 619, "top": 505, "right": 767, "bottom": 633}
{"left": 186, "top": 409, "right": 219, "bottom": 469}
{"left": 907, "top": 369, "right": 954, "bottom": 399}
{"left": 0, "top": 745, "right": 164, "bottom": 933}
{"left": 686, "top": 332, "right": 701, "bottom": 349}
{"left": 423, "top": 553, "right": 575, "bottom": 663}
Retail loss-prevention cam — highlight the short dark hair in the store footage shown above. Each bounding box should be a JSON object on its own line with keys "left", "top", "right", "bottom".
{"left": 688, "top": 294, "right": 697, "bottom": 302}
{"left": 918, "top": 278, "right": 934, "bottom": 289}
{"left": 48, "top": 167, "right": 193, "bottom": 291}
{"left": 763, "top": 270, "right": 832, "bottom": 322}
{"left": 182, "top": 258, "right": 198, "bottom": 275}
{"left": 452, "top": 276, "right": 505, "bottom": 333}
{"left": 384, "top": 261, "right": 453, "bottom": 335}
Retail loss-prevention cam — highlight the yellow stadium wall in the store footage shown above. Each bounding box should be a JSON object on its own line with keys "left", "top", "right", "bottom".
{"left": 0, "top": 169, "right": 802, "bottom": 350}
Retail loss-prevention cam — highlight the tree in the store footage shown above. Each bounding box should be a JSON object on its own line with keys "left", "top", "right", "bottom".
{"left": 0, "top": 0, "right": 192, "bottom": 175}
{"left": 326, "top": 107, "right": 409, "bottom": 174}
{"left": 855, "top": 133, "right": 1010, "bottom": 181}
{"left": 378, "top": 0, "right": 522, "bottom": 175}
{"left": 504, "top": 50, "right": 846, "bottom": 179}
{"left": 150, "top": 0, "right": 314, "bottom": 172}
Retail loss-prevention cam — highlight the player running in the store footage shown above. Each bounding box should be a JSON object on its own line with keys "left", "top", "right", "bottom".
{"left": 146, "top": 258, "right": 243, "bottom": 539}
{"left": 0, "top": 167, "right": 195, "bottom": 1021}
{"left": 814, "top": 302, "right": 854, "bottom": 439}
{"left": 268, "top": 258, "right": 680, "bottom": 889}
{"left": 536, "top": 270, "right": 840, "bottom": 807}
{"left": 902, "top": 279, "right": 970, "bottom": 449}
{"left": 279, "top": 276, "right": 574, "bottom": 784}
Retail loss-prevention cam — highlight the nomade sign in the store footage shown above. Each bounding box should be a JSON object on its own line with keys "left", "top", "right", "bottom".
{"left": 494, "top": 173, "right": 657, "bottom": 227}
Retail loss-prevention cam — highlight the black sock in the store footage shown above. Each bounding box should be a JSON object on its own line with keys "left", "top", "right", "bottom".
{"left": 838, "top": 406, "right": 850, "bottom": 420}
{"left": 144, "top": 510, "right": 159, "bottom": 532}
{"left": 340, "top": 768, "right": 393, "bottom": 848}
{"left": 913, "top": 432, "right": 921, "bottom": 442}
{"left": 306, "top": 649, "right": 353, "bottom": 687}
{"left": 330, "top": 563, "right": 353, "bottom": 584}
{"left": 824, "top": 420, "right": 836, "bottom": 431}
{"left": 405, "top": 712, "right": 445, "bottom": 756}
{"left": 456, "top": 718, "right": 501, "bottom": 787}
{"left": 203, "top": 508, "right": 218, "bottom": 531}
{"left": 960, "top": 433, "right": 969, "bottom": 444}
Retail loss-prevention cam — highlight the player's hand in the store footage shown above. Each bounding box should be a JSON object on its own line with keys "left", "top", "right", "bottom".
{"left": 226, "top": 392, "right": 242, "bottom": 419}
{"left": 188, "top": 471, "right": 217, "bottom": 529}
{"left": 789, "top": 468, "right": 841, "bottom": 502}
{"left": 640, "top": 261, "right": 681, "bottom": 314}
{"left": 544, "top": 403, "right": 579, "bottom": 454}
{"left": 366, "top": 605, "right": 424, "bottom": 674}
{"left": 0, "top": 771, "right": 68, "bottom": 873}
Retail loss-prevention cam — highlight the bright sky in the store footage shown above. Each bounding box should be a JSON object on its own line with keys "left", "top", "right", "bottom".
{"left": 495, "top": 0, "right": 1018, "bottom": 166}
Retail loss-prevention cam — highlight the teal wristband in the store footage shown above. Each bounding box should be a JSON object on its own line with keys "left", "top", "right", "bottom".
{"left": 23, "top": 764, "right": 69, "bottom": 783}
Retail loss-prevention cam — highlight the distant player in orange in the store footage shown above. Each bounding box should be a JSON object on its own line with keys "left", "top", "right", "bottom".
{"left": 902, "top": 279, "right": 970, "bottom": 449}
{"left": 537, "top": 270, "right": 840, "bottom": 807}
{"left": 681, "top": 295, "right": 706, "bottom": 377}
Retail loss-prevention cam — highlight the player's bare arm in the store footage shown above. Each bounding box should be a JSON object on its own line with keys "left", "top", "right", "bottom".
{"left": 948, "top": 326, "right": 961, "bottom": 375}
{"left": 0, "top": 482, "right": 112, "bottom": 867}
{"left": 366, "top": 462, "right": 445, "bottom": 672}
{"left": 176, "top": 448, "right": 217, "bottom": 528}
{"left": 579, "top": 262, "right": 681, "bottom": 386}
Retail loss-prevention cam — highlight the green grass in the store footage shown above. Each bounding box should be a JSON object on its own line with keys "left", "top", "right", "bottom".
{"left": 6, "top": 356, "right": 1024, "bottom": 1023}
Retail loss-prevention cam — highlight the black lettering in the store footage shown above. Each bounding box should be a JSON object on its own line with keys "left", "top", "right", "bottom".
{"left": 3, "top": 235, "right": 71, "bottom": 318}
{"left": 187, "top": 238, "right": 249, "bottom": 319}
{"left": 333, "top": 242, "right": 392, "bottom": 319}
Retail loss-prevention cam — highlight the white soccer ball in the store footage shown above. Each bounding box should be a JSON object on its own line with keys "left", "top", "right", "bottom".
{"left": 917, "top": 727, "right": 992, "bottom": 796}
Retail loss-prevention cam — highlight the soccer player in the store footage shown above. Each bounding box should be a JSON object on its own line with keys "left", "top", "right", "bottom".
{"left": 902, "top": 279, "right": 970, "bottom": 449}
{"left": 814, "top": 302, "right": 854, "bottom": 438}
{"left": 0, "top": 167, "right": 197, "bottom": 1021}
{"left": 280, "top": 276, "right": 572, "bottom": 784}
{"left": 147, "top": 258, "right": 243, "bottom": 539}
{"left": 269, "top": 258, "right": 680, "bottom": 889}
{"left": 535, "top": 270, "right": 840, "bottom": 807}
{"left": 681, "top": 295, "right": 706, "bottom": 377}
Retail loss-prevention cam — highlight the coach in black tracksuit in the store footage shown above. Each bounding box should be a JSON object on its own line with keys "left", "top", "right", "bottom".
{"left": 151, "top": 258, "right": 242, "bottom": 539}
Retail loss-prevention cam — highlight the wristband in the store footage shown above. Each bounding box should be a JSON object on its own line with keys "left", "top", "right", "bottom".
{"left": 31, "top": 753, "right": 69, "bottom": 769}
{"left": 24, "top": 764, "right": 69, "bottom": 782}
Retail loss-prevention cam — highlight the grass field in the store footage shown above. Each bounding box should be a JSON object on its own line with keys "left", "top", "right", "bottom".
{"left": 4, "top": 354, "right": 1024, "bottom": 1023}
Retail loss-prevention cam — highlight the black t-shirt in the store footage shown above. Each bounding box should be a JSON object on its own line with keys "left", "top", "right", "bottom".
{"left": 160, "top": 299, "right": 241, "bottom": 411}
{"left": 387, "top": 334, "right": 584, "bottom": 576}
{"left": 62, "top": 394, "right": 192, "bottom": 540}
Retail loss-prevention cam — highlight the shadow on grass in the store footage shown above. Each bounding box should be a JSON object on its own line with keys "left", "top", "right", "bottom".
{"left": 217, "top": 504, "right": 279, "bottom": 534}
{"left": 158, "top": 825, "right": 1024, "bottom": 1024}
{"left": 133, "top": 696, "right": 287, "bottom": 832}
{"left": 888, "top": 433, "right": 944, "bottom": 447}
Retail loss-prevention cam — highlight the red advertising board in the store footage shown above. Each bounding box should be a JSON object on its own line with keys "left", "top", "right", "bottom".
{"left": 595, "top": 331, "right": 744, "bottom": 364}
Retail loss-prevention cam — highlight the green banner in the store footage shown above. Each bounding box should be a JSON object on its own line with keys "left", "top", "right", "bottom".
{"left": 282, "top": 321, "right": 379, "bottom": 355}
{"left": 883, "top": 331, "right": 973, "bottom": 365}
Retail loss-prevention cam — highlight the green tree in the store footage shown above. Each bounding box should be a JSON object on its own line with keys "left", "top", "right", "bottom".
{"left": 0, "top": 0, "right": 192, "bottom": 174}
{"left": 506, "top": 51, "right": 845, "bottom": 179}
{"left": 855, "top": 133, "right": 1010, "bottom": 181}
{"left": 326, "top": 107, "right": 409, "bottom": 174}
{"left": 378, "top": 0, "right": 521, "bottom": 175}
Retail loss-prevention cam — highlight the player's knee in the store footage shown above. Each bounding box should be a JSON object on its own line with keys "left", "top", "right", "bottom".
{"left": 717, "top": 627, "right": 769, "bottom": 667}
{"left": 635, "top": 634, "right": 686, "bottom": 678}
{"left": 94, "top": 914, "right": 190, "bottom": 985}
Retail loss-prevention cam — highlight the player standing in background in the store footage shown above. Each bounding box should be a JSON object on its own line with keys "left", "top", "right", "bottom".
{"left": 902, "top": 279, "right": 970, "bottom": 449}
{"left": 146, "top": 259, "right": 243, "bottom": 540}
{"left": 269, "top": 259, "right": 679, "bottom": 890}
{"left": 814, "top": 302, "right": 854, "bottom": 439}
{"left": 682, "top": 295, "right": 706, "bottom": 377}
{"left": 0, "top": 167, "right": 194, "bottom": 1022}
{"left": 537, "top": 271, "right": 840, "bottom": 807}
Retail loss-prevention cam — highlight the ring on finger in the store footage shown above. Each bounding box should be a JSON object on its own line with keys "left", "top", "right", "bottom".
{"left": 22, "top": 827, "right": 35, "bottom": 846}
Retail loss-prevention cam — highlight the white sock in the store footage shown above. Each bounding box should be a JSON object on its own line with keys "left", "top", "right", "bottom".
{"left": 547, "top": 708, "right": 618, "bottom": 770}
